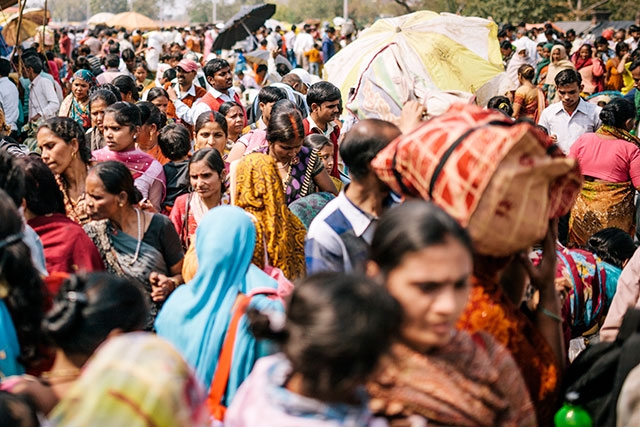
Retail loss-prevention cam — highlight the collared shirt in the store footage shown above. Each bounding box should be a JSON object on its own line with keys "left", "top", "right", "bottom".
{"left": 172, "top": 83, "right": 205, "bottom": 125}
{"left": 29, "top": 74, "right": 60, "bottom": 120}
{"left": 305, "top": 190, "right": 378, "bottom": 274}
{"left": 0, "top": 76, "right": 19, "bottom": 130}
{"left": 305, "top": 114, "right": 337, "bottom": 137}
{"left": 191, "top": 86, "right": 239, "bottom": 122}
{"left": 538, "top": 98, "right": 602, "bottom": 154}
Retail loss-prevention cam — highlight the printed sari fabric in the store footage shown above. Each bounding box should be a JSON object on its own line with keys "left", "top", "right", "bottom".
{"left": 457, "top": 260, "right": 560, "bottom": 426}
{"left": 50, "top": 332, "right": 210, "bottom": 427}
{"left": 368, "top": 333, "right": 537, "bottom": 427}
{"left": 234, "top": 153, "right": 306, "bottom": 280}
{"left": 83, "top": 219, "right": 170, "bottom": 330}
{"left": 569, "top": 180, "right": 635, "bottom": 247}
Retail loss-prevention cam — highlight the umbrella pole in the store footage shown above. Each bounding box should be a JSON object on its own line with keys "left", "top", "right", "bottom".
{"left": 241, "top": 22, "right": 259, "bottom": 49}
{"left": 42, "top": 0, "right": 48, "bottom": 52}
{"left": 14, "top": 0, "right": 26, "bottom": 62}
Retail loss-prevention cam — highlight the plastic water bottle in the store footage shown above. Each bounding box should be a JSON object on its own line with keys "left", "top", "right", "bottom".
{"left": 554, "top": 392, "right": 593, "bottom": 427}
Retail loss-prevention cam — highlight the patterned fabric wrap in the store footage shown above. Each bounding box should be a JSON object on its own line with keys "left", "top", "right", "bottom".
{"left": 49, "top": 332, "right": 210, "bottom": 427}
{"left": 368, "top": 333, "right": 537, "bottom": 426}
{"left": 371, "top": 103, "right": 582, "bottom": 257}
{"left": 288, "top": 192, "right": 336, "bottom": 229}
{"left": 234, "top": 153, "right": 306, "bottom": 280}
{"left": 569, "top": 180, "right": 635, "bottom": 247}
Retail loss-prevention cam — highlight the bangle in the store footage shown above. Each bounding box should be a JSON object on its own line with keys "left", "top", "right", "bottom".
{"left": 168, "top": 278, "right": 179, "bottom": 290}
{"left": 539, "top": 307, "right": 563, "bottom": 322}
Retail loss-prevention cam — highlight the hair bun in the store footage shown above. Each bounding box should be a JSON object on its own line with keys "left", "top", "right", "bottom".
{"left": 43, "top": 276, "right": 88, "bottom": 338}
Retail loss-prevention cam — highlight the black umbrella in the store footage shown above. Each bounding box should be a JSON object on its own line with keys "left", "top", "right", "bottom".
{"left": 212, "top": 3, "right": 276, "bottom": 51}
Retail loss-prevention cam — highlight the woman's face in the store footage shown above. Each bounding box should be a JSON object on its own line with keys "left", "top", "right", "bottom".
{"left": 270, "top": 138, "right": 303, "bottom": 164}
{"left": 551, "top": 48, "right": 561, "bottom": 62}
{"left": 194, "top": 121, "right": 227, "bottom": 153}
{"left": 72, "top": 79, "right": 91, "bottom": 102}
{"left": 542, "top": 47, "right": 551, "bottom": 59}
{"left": 579, "top": 46, "right": 591, "bottom": 60}
{"left": 37, "top": 127, "right": 77, "bottom": 175}
{"left": 134, "top": 66, "right": 147, "bottom": 83}
{"left": 103, "top": 112, "right": 137, "bottom": 152}
{"left": 85, "top": 172, "right": 123, "bottom": 221}
{"left": 373, "top": 237, "right": 473, "bottom": 353}
{"left": 189, "top": 160, "right": 224, "bottom": 202}
{"left": 225, "top": 106, "right": 245, "bottom": 138}
{"left": 150, "top": 96, "right": 169, "bottom": 114}
{"left": 318, "top": 144, "right": 334, "bottom": 172}
{"left": 90, "top": 99, "right": 108, "bottom": 133}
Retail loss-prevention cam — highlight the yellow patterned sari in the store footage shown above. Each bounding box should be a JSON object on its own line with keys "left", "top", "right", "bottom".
{"left": 234, "top": 153, "right": 306, "bottom": 279}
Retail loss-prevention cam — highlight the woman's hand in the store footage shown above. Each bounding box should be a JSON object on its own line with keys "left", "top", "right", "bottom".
{"left": 519, "top": 219, "right": 557, "bottom": 297}
{"left": 149, "top": 272, "right": 179, "bottom": 302}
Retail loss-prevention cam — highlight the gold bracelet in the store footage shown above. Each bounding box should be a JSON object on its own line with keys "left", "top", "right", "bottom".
{"left": 539, "top": 307, "right": 563, "bottom": 322}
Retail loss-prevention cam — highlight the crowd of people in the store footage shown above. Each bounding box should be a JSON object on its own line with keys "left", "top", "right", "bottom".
{"left": 0, "top": 15, "right": 639, "bottom": 427}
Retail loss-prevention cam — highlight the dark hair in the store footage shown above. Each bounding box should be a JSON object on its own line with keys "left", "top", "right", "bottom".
{"left": 369, "top": 200, "right": 473, "bottom": 275}
{"left": 121, "top": 48, "right": 135, "bottom": 62}
{"left": 630, "top": 59, "right": 640, "bottom": 72}
{"left": 134, "top": 61, "right": 149, "bottom": 73}
{"left": 219, "top": 101, "right": 243, "bottom": 118}
{"left": 194, "top": 110, "right": 227, "bottom": 136}
{"left": 189, "top": 148, "right": 226, "bottom": 192}
{"left": 599, "top": 98, "right": 635, "bottom": 128}
{"left": 500, "top": 40, "right": 513, "bottom": 50}
{"left": 0, "top": 150, "right": 26, "bottom": 206}
{"left": 112, "top": 75, "right": 139, "bottom": 101}
{"left": 249, "top": 272, "right": 402, "bottom": 402}
{"left": 0, "top": 58, "right": 11, "bottom": 77}
{"left": 339, "top": 119, "right": 400, "bottom": 180}
{"left": 304, "top": 133, "right": 332, "bottom": 151}
{"left": 22, "top": 55, "right": 42, "bottom": 74}
{"left": 137, "top": 101, "right": 166, "bottom": 130}
{"left": 90, "top": 83, "right": 122, "bottom": 105}
{"left": 43, "top": 272, "right": 147, "bottom": 360}
{"left": 615, "top": 41, "right": 630, "bottom": 56}
{"left": 0, "top": 391, "right": 39, "bottom": 427}
{"left": 566, "top": 29, "right": 576, "bottom": 37}
{"left": 306, "top": 81, "right": 341, "bottom": 107}
{"left": 90, "top": 160, "right": 142, "bottom": 205}
{"left": 38, "top": 117, "right": 91, "bottom": 164}
{"left": 266, "top": 100, "right": 304, "bottom": 144}
{"left": 585, "top": 228, "right": 637, "bottom": 269}
{"left": 487, "top": 95, "right": 513, "bottom": 117}
{"left": 518, "top": 64, "right": 535, "bottom": 81}
{"left": 0, "top": 191, "right": 45, "bottom": 368}
{"left": 73, "top": 56, "right": 92, "bottom": 73}
{"left": 104, "top": 101, "right": 141, "bottom": 130}
{"left": 22, "top": 155, "right": 65, "bottom": 216}
{"left": 595, "top": 36, "right": 608, "bottom": 46}
{"left": 146, "top": 87, "right": 170, "bottom": 103}
{"left": 104, "top": 54, "right": 120, "bottom": 68}
{"left": 158, "top": 123, "right": 191, "bottom": 160}
{"left": 258, "top": 86, "right": 287, "bottom": 104}
{"left": 162, "top": 68, "right": 177, "bottom": 82}
{"left": 203, "top": 58, "right": 230, "bottom": 78}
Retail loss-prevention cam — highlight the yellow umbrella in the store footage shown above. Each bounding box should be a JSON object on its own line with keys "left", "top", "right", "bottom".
{"left": 2, "top": 17, "right": 38, "bottom": 46}
{"left": 107, "top": 11, "right": 158, "bottom": 31}
{"left": 324, "top": 11, "right": 505, "bottom": 120}
{"left": 19, "top": 8, "right": 50, "bottom": 26}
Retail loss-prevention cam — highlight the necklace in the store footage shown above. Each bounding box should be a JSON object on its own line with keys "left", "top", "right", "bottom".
{"left": 276, "top": 161, "right": 290, "bottom": 169}
{"left": 129, "top": 208, "right": 142, "bottom": 266}
{"left": 281, "top": 163, "right": 292, "bottom": 186}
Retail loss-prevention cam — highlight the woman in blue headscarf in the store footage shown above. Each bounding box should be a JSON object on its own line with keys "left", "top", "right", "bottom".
{"left": 155, "top": 205, "right": 283, "bottom": 408}
{"left": 59, "top": 69, "right": 97, "bottom": 130}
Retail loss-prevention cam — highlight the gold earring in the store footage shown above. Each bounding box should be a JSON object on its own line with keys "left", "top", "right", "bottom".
{"left": 118, "top": 202, "right": 124, "bottom": 207}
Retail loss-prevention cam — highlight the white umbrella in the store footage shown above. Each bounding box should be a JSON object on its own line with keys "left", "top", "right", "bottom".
{"left": 87, "top": 12, "right": 115, "bottom": 26}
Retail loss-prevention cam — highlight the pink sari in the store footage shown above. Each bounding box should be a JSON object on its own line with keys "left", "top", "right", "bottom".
{"left": 92, "top": 148, "right": 166, "bottom": 202}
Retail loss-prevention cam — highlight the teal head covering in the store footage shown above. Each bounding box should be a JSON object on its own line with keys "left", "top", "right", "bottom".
{"left": 73, "top": 69, "right": 97, "bottom": 88}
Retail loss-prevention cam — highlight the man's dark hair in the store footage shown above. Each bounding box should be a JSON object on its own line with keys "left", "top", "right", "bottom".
{"left": 203, "top": 58, "right": 230, "bottom": 78}
{"left": 22, "top": 55, "right": 42, "bottom": 74}
{"left": 306, "top": 81, "right": 341, "bottom": 108}
{"left": 555, "top": 68, "right": 582, "bottom": 87}
{"left": 0, "top": 59, "right": 11, "bottom": 77}
{"left": 104, "top": 54, "right": 120, "bottom": 69}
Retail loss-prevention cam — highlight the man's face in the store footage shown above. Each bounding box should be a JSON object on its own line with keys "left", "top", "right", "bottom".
{"left": 313, "top": 99, "right": 341, "bottom": 124}
{"left": 210, "top": 66, "right": 233, "bottom": 91}
{"left": 177, "top": 67, "right": 196, "bottom": 87}
{"left": 557, "top": 82, "right": 582, "bottom": 111}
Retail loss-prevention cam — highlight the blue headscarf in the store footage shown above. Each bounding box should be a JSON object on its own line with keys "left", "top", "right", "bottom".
{"left": 155, "top": 206, "right": 282, "bottom": 405}
{"left": 73, "top": 69, "right": 97, "bottom": 89}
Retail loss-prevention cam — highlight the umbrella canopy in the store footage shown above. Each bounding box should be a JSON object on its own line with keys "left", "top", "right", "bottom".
{"left": 212, "top": 3, "right": 276, "bottom": 51}
{"left": 324, "top": 11, "right": 505, "bottom": 121}
{"left": 87, "top": 12, "right": 115, "bottom": 26}
{"left": 2, "top": 17, "right": 37, "bottom": 46}
{"left": 107, "top": 11, "right": 158, "bottom": 31}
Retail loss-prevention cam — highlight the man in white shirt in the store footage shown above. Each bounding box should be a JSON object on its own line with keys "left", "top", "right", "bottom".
{"left": 166, "top": 59, "right": 207, "bottom": 128}
{"left": 538, "top": 69, "right": 601, "bottom": 154}
{"left": 191, "top": 58, "right": 245, "bottom": 122}
{"left": 293, "top": 25, "right": 314, "bottom": 72}
{"left": 0, "top": 59, "right": 19, "bottom": 133}
{"left": 626, "top": 25, "right": 640, "bottom": 52}
{"left": 284, "top": 25, "right": 297, "bottom": 67}
{"left": 22, "top": 55, "right": 59, "bottom": 122}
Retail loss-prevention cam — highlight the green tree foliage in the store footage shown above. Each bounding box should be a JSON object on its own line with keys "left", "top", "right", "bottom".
{"left": 132, "top": 0, "right": 160, "bottom": 19}
{"left": 89, "top": 0, "right": 128, "bottom": 15}
{"left": 50, "top": 0, "right": 90, "bottom": 22}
